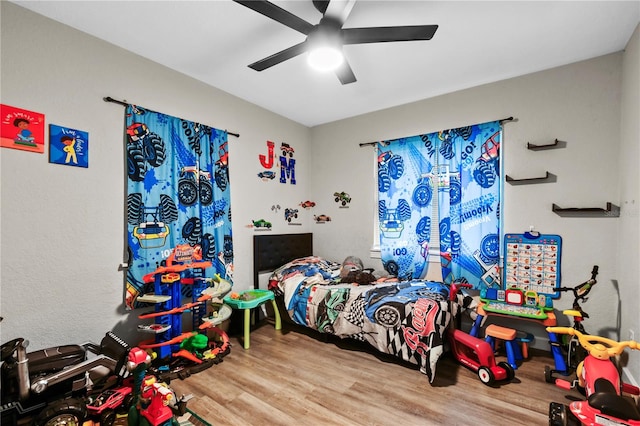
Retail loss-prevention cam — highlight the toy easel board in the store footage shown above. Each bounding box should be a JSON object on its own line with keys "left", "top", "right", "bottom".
{"left": 503, "top": 233, "right": 561, "bottom": 298}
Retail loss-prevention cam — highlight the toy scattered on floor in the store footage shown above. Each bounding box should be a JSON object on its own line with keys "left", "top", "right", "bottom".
{"left": 179, "top": 334, "right": 208, "bottom": 357}
{"left": 448, "top": 283, "right": 515, "bottom": 385}
{"left": 1, "top": 330, "right": 130, "bottom": 425}
{"left": 545, "top": 265, "right": 599, "bottom": 384}
{"left": 86, "top": 385, "right": 133, "bottom": 425}
{"left": 137, "top": 245, "right": 233, "bottom": 382}
{"left": 126, "top": 347, "right": 192, "bottom": 426}
{"left": 547, "top": 327, "right": 640, "bottom": 426}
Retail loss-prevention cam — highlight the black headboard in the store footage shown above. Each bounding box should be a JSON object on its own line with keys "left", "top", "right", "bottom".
{"left": 253, "top": 233, "right": 313, "bottom": 289}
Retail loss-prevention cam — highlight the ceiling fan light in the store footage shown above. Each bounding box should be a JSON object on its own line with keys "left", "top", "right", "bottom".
{"left": 307, "top": 46, "right": 344, "bottom": 72}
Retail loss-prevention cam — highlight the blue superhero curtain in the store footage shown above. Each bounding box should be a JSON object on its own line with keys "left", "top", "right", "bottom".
{"left": 124, "top": 105, "right": 233, "bottom": 309}
{"left": 378, "top": 120, "right": 501, "bottom": 289}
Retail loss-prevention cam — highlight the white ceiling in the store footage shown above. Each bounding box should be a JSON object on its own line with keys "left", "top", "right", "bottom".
{"left": 11, "top": 1, "right": 640, "bottom": 127}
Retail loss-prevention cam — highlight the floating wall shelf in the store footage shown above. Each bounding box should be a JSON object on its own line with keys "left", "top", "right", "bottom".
{"left": 552, "top": 202, "right": 620, "bottom": 217}
{"left": 527, "top": 139, "right": 567, "bottom": 150}
{"left": 506, "top": 171, "right": 556, "bottom": 185}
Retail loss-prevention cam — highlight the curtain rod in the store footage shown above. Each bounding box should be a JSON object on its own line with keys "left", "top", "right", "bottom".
{"left": 103, "top": 96, "right": 240, "bottom": 138}
{"left": 358, "top": 116, "right": 516, "bottom": 147}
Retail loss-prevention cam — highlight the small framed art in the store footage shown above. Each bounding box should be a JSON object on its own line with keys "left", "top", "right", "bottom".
{"left": 49, "top": 124, "right": 89, "bottom": 168}
{"left": 1, "top": 104, "right": 45, "bottom": 153}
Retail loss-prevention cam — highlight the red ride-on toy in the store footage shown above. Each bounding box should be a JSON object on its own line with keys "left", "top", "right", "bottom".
{"left": 448, "top": 283, "right": 515, "bottom": 385}
{"left": 547, "top": 327, "right": 640, "bottom": 426}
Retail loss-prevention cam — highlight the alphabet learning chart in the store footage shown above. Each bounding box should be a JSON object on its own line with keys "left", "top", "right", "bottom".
{"left": 503, "top": 233, "right": 562, "bottom": 298}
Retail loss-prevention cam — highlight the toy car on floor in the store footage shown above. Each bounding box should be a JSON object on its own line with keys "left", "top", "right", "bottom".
{"left": 86, "top": 385, "right": 133, "bottom": 425}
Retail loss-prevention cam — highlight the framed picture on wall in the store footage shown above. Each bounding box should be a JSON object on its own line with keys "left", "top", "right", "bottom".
{"left": 49, "top": 124, "right": 89, "bottom": 168}
{"left": 0, "top": 104, "right": 46, "bottom": 153}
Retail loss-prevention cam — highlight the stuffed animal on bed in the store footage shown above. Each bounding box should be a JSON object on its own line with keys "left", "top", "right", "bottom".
{"left": 341, "top": 268, "right": 377, "bottom": 285}
{"left": 340, "top": 256, "right": 363, "bottom": 278}
{"left": 339, "top": 256, "right": 378, "bottom": 285}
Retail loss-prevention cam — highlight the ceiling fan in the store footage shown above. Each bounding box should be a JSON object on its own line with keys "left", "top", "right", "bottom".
{"left": 233, "top": 0, "right": 438, "bottom": 85}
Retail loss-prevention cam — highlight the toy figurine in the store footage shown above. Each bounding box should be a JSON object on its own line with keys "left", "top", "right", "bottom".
{"left": 126, "top": 347, "right": 188, "bottom": 426}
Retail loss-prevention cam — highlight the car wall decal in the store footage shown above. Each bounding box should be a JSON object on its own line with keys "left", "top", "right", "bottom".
{"left": 257, "top": 170, "right": 276, "bottom": 181}
{"left": 314, "top": 214, "right": 331, "bottom": 224}
{"left": 334, "top": 191, "right": 351, "bottom": 207}
{"left": 248, "top": 218, "right": 272, "bottom": 231}
{"left": 284, "top": 207, "right": 301, "bottom": 225}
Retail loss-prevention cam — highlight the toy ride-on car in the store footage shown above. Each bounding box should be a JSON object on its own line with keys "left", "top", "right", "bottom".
{"left": 447, "top": 283, "right": 515, "bottom": 386}
{"left": 1, "top": 331, "right": 130, "bottom": 426}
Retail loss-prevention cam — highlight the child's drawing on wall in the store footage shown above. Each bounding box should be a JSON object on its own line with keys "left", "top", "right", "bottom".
{"left": 0, "top": 104, "right": 45, "bottom": 153}
{"left": 49, "top": 124, "right": 89, "bottom": 168}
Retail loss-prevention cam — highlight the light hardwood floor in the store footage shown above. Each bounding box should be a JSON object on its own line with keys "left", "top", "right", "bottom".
{"left": 169, "top": 321, "right": 574, "bottom": 426}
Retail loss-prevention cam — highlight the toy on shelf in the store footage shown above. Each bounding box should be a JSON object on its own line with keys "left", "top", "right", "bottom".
{"left": 545, "top": 266, "right": 599, "bottom": 384}
{"left": 547, "top": 327, "right": 640, "bottom": 426}
{"left": 448, "top": 283, "right": 515, "bottom": 386}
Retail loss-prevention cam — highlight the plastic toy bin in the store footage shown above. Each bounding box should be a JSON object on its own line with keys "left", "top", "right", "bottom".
{"left": 223, "top": 289, "right": 281, "bottom": 349}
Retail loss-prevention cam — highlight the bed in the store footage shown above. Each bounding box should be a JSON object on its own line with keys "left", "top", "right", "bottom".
{"left": 253, "top": 233, "right": 473, "bottom": 383}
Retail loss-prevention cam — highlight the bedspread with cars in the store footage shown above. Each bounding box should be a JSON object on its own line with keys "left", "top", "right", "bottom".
{"left": 268, "top": 256, "right": 473, "bottom": 382}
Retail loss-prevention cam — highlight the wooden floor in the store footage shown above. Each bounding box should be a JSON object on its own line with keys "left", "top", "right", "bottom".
{"left": 170, "top": 321, "right": 574, "bottom": 426}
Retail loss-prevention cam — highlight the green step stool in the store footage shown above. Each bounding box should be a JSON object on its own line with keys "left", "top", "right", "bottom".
{"left": 223, "top": 289, "right": 281, "bottom": 349}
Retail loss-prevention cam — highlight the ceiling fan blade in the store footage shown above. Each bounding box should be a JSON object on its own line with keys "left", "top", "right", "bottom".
{"left": 335, "top": 58, "right": 357, "bottom": 85}
{"left": 248, "top": 41, "right": 309, "bottom": 71}
{"left": 323, "top": 0, "right": 357, "bottom": 25}
{"left": 233, "top": 0, "right": 315, "bottom": 35}
{"left": 342, "top": 25, "right": 438, "bottom": 44}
